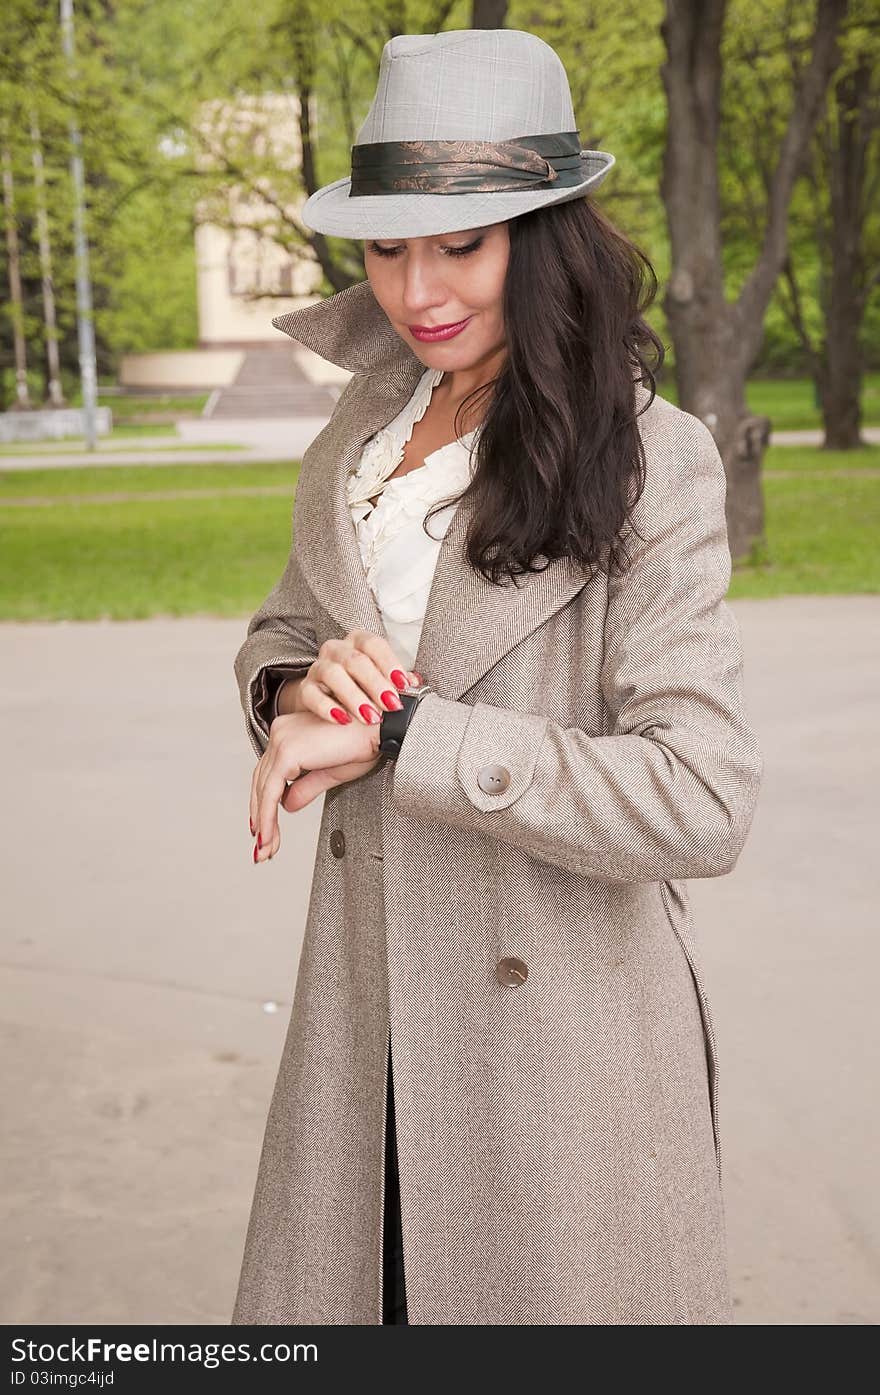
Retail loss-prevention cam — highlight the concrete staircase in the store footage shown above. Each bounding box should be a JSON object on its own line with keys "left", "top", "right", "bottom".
{"left": 205, "top": 347, "right": 339, "bottom": 419}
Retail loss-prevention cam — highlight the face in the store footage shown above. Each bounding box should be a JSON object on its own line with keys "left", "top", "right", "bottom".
{"left": 363, "top": 222, "right": 509, "bottom": 371}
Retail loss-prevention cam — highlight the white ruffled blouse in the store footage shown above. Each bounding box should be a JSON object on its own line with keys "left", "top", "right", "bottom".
{"left": 346, "top": 366, "right": 480, "bottom": 671}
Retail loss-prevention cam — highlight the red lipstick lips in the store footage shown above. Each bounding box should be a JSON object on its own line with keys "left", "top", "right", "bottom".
{"left": 409, "top": 316, "right": 473, "bottom": 342}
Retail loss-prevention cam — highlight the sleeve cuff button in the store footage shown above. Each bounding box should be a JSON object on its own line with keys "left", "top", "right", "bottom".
{"left": 477, "top": 764, "right": 511, "bottom": 795}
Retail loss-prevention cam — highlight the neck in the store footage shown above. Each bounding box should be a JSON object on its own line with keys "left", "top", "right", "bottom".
{"left": 434, "top": 344, "right": 507, "bottom": 418}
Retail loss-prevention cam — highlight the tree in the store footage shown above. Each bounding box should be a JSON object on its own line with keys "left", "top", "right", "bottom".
{"left": 784, "top": 9, "right": 880, "bottom": 447}
{"left": 659, "top": 0, "right": 847, "bottom": 561}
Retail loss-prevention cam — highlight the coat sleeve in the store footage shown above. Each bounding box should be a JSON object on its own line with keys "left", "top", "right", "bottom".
{"left": 388, "top": 415, "right": 764, "bottom": 883}
{"left": 233, "top": 531, "right": 320, "bottom": 760}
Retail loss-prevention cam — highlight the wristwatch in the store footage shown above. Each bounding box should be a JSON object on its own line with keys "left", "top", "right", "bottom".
{"left": 378, "top": 682, "right": 435, "bottom": 760}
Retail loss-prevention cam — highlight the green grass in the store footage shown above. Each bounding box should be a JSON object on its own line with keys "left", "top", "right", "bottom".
{"left": 0, "top": 447, "right": 877, "bottom": 620}
{"left": 762, "top": 443, "right": 880, "bottom": 472}
{"left": 729, "top": 470, "right": 880, "bottom": 596}
{"left": 0, "top": 496, "right": 298, "bottom": 621}
{"left": 0, "top": 462, "right": 298, "bottom": 499}
{"left": 108, "top": 421, "right": 176, "bottom": 434}
{"left": 88, "top": 393, "right": 211, "bottom": 419}
{"left": 656, "top": 372, "right": 880, "bottom": 431}
{"left": 0, "top": 435, "right": 243, "bottom": 456}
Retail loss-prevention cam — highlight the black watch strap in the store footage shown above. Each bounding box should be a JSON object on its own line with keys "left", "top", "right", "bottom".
{"left": 378, "top": 687, "right": 431, "bottom": 760}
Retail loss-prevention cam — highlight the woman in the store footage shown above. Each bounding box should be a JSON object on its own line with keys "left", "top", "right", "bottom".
{"left": 232, "top": 29, "right": 763, "bottom": 1325}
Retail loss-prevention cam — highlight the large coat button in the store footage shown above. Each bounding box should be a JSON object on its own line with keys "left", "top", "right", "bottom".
{"left": 477, "top": 763, "right": 511, "bottom": 795}
{"left": 329, "top": 829, "right": 346, "bottom": 858}
{"left": 496, "top": 956, "right": 528, "bottom": 986}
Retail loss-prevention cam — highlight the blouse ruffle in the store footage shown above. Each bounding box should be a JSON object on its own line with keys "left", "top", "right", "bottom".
{"left": 347, "top": 367, "right": 481, "bottom": 669}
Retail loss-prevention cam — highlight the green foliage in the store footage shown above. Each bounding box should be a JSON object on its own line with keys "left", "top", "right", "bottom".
{"left": 0, "top": 0, "right": 264, "bottom": 398}
{"left": 95, "top": 190, "right": 198, "bottom": 353}
{"left": 0, "top": 0, "right": 878, "bottom": 397}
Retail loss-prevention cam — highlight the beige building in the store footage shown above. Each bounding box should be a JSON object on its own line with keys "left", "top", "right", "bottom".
{"left": 120, "top": 93, "right": 344, "bottom": 394}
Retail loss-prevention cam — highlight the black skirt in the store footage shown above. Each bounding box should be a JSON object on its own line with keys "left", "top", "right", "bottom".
{"left": 382, "top": 1037, "right": 408, "bottom": 1324}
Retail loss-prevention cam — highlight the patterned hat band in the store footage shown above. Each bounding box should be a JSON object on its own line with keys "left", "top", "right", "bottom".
{"left": 349, "top": 130, "right": 583, "bottom": 196}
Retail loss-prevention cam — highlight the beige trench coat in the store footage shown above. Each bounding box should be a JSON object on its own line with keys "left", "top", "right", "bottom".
{"left": 230, "top": 279, "right": 763, "bottom": 1326}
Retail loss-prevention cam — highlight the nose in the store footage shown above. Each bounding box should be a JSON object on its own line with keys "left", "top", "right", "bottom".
{"left": 399, "top": 255, "right": 451, "bottom": 317}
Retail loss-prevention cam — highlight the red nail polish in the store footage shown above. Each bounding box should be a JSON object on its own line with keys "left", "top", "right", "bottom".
{"left": 390, "top": 669, "right": 407, "bottom": 690}
{"left": 359, "top": 703, "right": 380, "bottom": 724}
{"left": 330, "top": 707, "right": 351, "bottom": 724}
{"left": 253, "top": 842, "right": 258, "bottom": 863}
{"left": 257, "top": 832, "right": 262, "bottom": 849}
{"left": 381, "top": 690, "right": 403, "bottom": 711}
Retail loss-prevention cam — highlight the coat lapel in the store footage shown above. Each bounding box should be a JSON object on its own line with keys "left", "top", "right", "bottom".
{"left": 272, "top": 280, "right": 610, "bottom": 702}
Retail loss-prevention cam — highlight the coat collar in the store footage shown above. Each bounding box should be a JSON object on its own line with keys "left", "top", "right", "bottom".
{"left": 273, "top": 281, "right": 645, "bottom": 702}
{"left": 272, "top": 278, "right": 414, "bottom": 375}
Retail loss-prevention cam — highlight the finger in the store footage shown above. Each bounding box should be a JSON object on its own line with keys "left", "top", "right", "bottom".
{"left": 315, "top": 674, "right": 413, "bottom": 725}
{"left": 353, "top": 630, "right": 416, "bottom": 696}
{"left": 310, "top": 653, "right": 388, "bottom": 727}
{"left": 306, "top": 644, "right": 376, "bottom": 720}
{"left": 255, "top": 747, "right": 301, "bottom": 863}
{"left": 282, "top": 755, "right": 381, "bottom": 814}
{"left": 251, "top": 705, "right": 294, "bottom": 833}
{"left": 331, "top": 632, "right": 421, "bottom": 705}
{"left": 252, "top": 747, "right": 272, "bottom": 841}
{"left": 333, "top": 642, "right": 419, "bottom": 723}
{"left": 249, "top": 755, "right": 265, "bottom": 840}
{"left": 281, "top": 766, "right": 339, "bottom": 812}
{"left": 311, "top": 634, "right": 418, "bottom": 724}
{"left": 344, "top": 647, "right": 406, "bottom": 723}
{"left": 252, "top": 713, "right": 298, "bottom": 822}
{"left": 296, "top": 671, "right": 355, "bottom": 727}
{"left": 335, "top": 629, "right": 416, "bottom": 693}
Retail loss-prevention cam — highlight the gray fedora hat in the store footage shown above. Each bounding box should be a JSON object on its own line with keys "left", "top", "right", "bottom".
{"left": 300, "top": 28, "right": 615, "bottom": 240}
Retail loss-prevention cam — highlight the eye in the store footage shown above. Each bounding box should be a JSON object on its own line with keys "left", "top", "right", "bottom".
{"left": 367, "top": 236, "right": 484, "bottom": 259}
{"left": 443, "top": 237, "right": 483, "bottom": 257}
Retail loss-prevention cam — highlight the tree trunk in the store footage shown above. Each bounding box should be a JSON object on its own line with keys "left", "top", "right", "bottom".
{"left": 818, "top": 53, "right": 874, "bottom": 449}
{"left": 291, "top": 3, "right": 352, "bottom": 292}
{"left": 471, "top": 0, "right": 508, "bottom": 27}
{"left": 660, "top": 0, "right": 846, "bottom": 561}
{"left": 1, "top": 141, "right": 32, "bottom": 410}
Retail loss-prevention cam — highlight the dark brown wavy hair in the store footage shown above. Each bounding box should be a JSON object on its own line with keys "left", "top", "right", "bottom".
{"left": 423, "top": 196, "right": 665, "bottom": 585}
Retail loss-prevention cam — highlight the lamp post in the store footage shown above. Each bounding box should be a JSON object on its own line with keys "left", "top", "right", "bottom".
{"left": 60, "top": 0, "right": 97, "bottom": 450}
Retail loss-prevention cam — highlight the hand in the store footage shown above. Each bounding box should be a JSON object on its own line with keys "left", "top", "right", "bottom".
{"left": 251, "top": 709, "right": 383, "bottom": 863}
{"left": 290, "top": 628, "right": 422, "bottom": 729}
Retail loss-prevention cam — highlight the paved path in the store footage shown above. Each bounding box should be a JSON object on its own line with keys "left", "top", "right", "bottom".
{"left": 0, "top": 418, "right": 330, "bottom": 470}
{"left": 772, "top": 426, "right": 880, "bottom": 446}
{"left": 1, "top": 419, "right": 877, "bottom": 472}
{"left": 1, "top": 597, "right": 878, "bottom": 1324}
